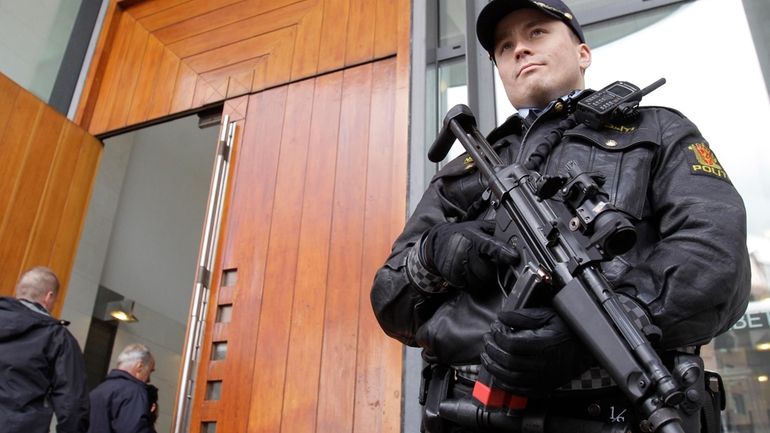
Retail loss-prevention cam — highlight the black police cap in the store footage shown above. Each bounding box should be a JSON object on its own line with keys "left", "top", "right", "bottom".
{"left": 476, "top": 0, "right": 585, "bottom": 57}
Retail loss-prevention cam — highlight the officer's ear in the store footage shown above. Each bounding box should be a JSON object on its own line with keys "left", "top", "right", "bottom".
{"left": 577, "top": 42, "right": 591, "bottom": 75}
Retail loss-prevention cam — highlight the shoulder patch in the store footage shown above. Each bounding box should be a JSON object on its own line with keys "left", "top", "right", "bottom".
{"left": 685, "top": 142, "right": 730, "bottom": 182}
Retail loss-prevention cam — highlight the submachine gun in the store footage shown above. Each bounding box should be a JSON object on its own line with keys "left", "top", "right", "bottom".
{"left": 427, "top": 80, "right": 699, "bottom": 433}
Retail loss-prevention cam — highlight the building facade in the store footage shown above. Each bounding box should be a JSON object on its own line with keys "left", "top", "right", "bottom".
{"left": 0, "top": 1, "right": 768, "bottom": 432}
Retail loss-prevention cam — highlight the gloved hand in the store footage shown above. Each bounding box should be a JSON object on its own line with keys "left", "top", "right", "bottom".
{"left": 420, "top": 220, "right": 519, "bottom": 290}
{"left": 480, "top": 307, "right": 593, "bottom": 396}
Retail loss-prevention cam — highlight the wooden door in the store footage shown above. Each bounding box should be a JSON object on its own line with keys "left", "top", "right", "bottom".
{"left": 0, "top": 73, "right": 102, "bottom": 316}
{"left": 186, "top": 57, "right": 406, "bottom": 433}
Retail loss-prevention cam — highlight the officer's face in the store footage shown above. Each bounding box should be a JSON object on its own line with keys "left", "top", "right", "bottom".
{"left": 493, "top": 8, "right": 591, "bottom": 109}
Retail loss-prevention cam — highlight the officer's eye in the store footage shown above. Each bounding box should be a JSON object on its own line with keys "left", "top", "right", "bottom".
{"left": 530, "top": 28, "right": 545, "bottom": 38}
{"left": 497, "top": 41, "right": 514, "bottom": 55}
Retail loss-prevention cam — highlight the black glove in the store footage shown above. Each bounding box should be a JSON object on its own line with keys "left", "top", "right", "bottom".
{"left": 480, "top": 307, "right": 593, "bottom": 396}
{"left": 420, "top": 220, "right": 519, "bottom": 290}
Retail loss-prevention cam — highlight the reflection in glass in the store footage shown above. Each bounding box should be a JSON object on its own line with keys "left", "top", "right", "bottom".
{"left": 211, "top": 342, "right": 227, "bottom": 361}
{"left": 582, "top": 4, "right": 684, "bottom": 49}
{"left": 222, "top": 269, "right": 238, "bottom": 287}
{"left": 205, "top": 381, "right": 222, "bottom": 401}
{"left": 216, "top": 304, "right": 233, "bottom": 323}
{"left": 425, "top": 63, "right": 438, "bottom": 151}
{"left": 0, "top": 0, "right": 82, "bottom": 101}
{"left": 438, "top": 1, "right": 465, "bottom": 48}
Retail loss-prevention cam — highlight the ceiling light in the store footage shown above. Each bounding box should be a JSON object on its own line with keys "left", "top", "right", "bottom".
{"left": 757, "top": 342, "right": 770, "bottom": 351}
{"left": 106, "top": 300, "right": 138, "bottom": 322}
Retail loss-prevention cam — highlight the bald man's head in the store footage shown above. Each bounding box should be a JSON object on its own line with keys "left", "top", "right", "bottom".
{"left": 15, "top": 266, "right": 60, "bottom": 312}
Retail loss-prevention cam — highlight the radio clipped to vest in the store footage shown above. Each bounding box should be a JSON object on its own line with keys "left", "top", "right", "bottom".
{"left": 576, "top": 78, "right": 666, "bottom": 129}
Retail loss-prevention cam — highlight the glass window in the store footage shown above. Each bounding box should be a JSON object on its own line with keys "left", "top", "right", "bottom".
{"left": 438, "top": 1, "right": 466, "bottom": 48}
{"left": 582, "top": 5, "right": 686, "bottom": 49}
{"left": 0, "top": 0, "right": 83, "bottom": 102}
{"left": 741, "top": 0, "right": 770, "bottom": 99}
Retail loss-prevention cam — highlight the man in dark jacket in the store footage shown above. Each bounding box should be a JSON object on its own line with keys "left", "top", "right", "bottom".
{"left": 370, "top": 1, "right": 751, "bottom": 432}
{"left": 0, "top": 266, "right": 90, "bottom": 433}
{"left": 88, "top": 343, "right": 157, "bottom": 433}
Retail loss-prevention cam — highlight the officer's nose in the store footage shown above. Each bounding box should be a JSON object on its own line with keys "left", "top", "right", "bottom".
{"left": 514, "top": 43, "right": 533, "bottom": 62}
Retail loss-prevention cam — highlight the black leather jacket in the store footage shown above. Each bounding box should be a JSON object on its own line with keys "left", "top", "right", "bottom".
{"left": 371, "top": 101, "right": 751, "bottom": 366}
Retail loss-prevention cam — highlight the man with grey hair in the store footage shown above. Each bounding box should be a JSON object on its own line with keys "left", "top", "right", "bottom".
{"left": 88, "top": 343, "right": 158, "bottom": 433}
{"left": 0, "top": 266, "right": 90, "bottom": 432}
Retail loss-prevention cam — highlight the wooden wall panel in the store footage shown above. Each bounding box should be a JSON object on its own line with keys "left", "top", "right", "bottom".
{"left": 246, "top": 77, "right": 314, "bottom": 433}
{"left": 136, "top": 0, "right": 243, "bottom": 32}
{"left": 87, "top": 10, "right": 136, "bottom": 133}
{"left": 317, "top": 0, "right": 349, "bottom": 72}
{"left": 316, "top": 63, "right": 373, "bottom": 433}
{"left": 126, "top": 35, "right": 165, "bottom": 125}
{"left": 188, "top": 57, "right": 405, "bottom": 433}
{"left": 76, "top": 0, "right": 403, "bottom": 136}
{"left": 345, "top": 0, "right": 376, "bottom": 65}
{"left": 0, "top": 73, "right": 102, "bottom": 316}
{"left": 279, "top": 71, "right": 342, "bottom": 433}
{"left": 354, "top": 58, "right": 400, "bottom": 433}
{"left": 0, "top": 105, "right": 64, "bottom": 282}
{"left": 122, "top": 0, "right": 194, "bottom": 19}
{"left": 145, "top": 47, "right": 181, "bottom": 118}
{"left": 24, "top": 124, "right": 85, "bottom": 275}
{"left": 374, "top": 0, "right": 398, "bottom": 59}
{"left": 107, "top": 22, "right": 150, "bottom": 127}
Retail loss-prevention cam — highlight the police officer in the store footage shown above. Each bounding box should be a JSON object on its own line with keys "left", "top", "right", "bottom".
{"left": 0, "top": 266, "right": 90, "bottom": 433}
{"left": 370, "top": 1, "right": 751, "bottom": 432}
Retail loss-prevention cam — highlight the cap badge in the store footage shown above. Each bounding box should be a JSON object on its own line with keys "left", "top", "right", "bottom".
{"left": 533, "top": 1, "right": 570, "bottom": 20}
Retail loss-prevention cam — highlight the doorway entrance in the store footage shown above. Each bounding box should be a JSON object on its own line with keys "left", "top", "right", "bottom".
{"left": 60, "top": 112, "right": 221, "bottom": 433}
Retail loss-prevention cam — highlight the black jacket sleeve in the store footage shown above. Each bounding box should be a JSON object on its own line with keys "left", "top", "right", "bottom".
{"left": 614, "top": 109, "right": 751, "bottom": 348}
{"left": 371, "top": 182, "right": 449, "bottom": 345}
{"left": 370, "top": 153, "right": 480, "bottom": 345}
{"left": 49, "top": 329, "right": 90, "bottom": 433}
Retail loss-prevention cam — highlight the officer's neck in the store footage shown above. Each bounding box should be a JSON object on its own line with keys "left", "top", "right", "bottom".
{"left": 516, "top": 89, "right": 586, "bottom": 120}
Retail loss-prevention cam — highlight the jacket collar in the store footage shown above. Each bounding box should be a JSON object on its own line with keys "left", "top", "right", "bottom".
{"left": 18, "top": 298, "right": 51, "bottom": 316}
{"left": 107, "top": 368, "right": 147, "bottom": 385}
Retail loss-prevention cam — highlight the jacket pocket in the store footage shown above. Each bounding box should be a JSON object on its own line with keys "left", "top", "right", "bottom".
{"left": 557, "top": 124, "right": 659, "bottom": 220}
